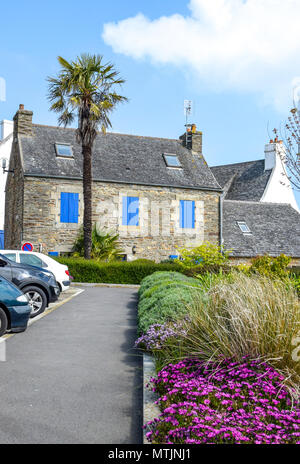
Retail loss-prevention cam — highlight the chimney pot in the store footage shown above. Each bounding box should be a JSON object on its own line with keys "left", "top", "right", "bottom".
{"left": 19, "top": 104, "right": 24, "bottom": 110}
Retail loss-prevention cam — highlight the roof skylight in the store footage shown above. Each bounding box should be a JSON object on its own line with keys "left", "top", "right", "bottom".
{"left": 55, "top": 143, "right": 73, "bottom": 158}
{"left": 237, "top": 221, "right": 251, "bottom": 234}
{"left": 163, "top": 153, "right": 182, "bottom": 168}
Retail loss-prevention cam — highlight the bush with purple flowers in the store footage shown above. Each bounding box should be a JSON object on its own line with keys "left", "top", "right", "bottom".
{"left": 145, "top": 358, "right": 300, "bottom": 444}
{"left": 135, "top": 321, "right": 188, "bottom": 352}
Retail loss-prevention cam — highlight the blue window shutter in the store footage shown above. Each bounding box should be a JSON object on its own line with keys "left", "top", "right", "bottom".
{"left": 180, "top": 200, "right": 195, "bottom": 228}
{"left": 60, "top": 193, "right": 79, "bottom": 223}
{"left": 123, "top": 196, "right": 139, "bottom": 226}
{"left": 128, "top": 197, "right": 139, "bottom": 226}
{"left": 185, "top": 201, "right": 195, "bottom": 228}
{"left": 60, "top": 193, "right": 69, "bottom": 223}
{"left": 180, "top": 200, "right": 184, "bottom": 228}
{"left": 69, "top": 193, "right": 79, "bottom": 223}
{"left": 192, "top": 201, "right": 195, "bottom": 228}
{"left": 122, "top": 197, "right": 128, "bottom": 225}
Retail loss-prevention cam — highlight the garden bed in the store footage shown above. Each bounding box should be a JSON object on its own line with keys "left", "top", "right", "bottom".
{"left": 137, "top": 268, "right": 300, "bottom": 444}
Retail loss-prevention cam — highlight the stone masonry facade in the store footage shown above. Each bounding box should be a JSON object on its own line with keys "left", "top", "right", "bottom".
{"left": 4, "top": 138, "right": 24, "bottom": 248}
{"left": 13, "top": 177, "right": 220, "bottom": 261}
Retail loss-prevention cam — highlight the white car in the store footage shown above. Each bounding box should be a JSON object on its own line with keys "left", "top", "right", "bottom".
{"left": 0, "top": 250, "right": 71, "bottom": 292}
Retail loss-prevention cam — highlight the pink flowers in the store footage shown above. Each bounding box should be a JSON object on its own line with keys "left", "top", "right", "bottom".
{"left": 145, "top": 358, "right": 300, "bottom": 444}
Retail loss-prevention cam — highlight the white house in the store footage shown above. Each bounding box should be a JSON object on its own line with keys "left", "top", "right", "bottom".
{"left": 211, "top": 139, "right": 300, "bottom": 263}
{"left": 0, "top": 119, "right": 13, "bottom": 246}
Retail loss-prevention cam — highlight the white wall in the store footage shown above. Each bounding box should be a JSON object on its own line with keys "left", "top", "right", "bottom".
{"left": 0, "top": 120, "right": 13, "bottom": 230}
{"left": 261, "top": 142, "right": 299, "bottom": 212}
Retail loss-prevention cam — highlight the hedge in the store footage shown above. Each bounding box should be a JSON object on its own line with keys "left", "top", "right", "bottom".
{"left": 55, "top": 257, "right": 183, "bottom": 285}
{"left": 138, "top": 271, "right": 205, "bottom": 333}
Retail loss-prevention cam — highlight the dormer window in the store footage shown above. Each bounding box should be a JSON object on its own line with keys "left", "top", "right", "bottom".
{"left": 55, "top": 143, "right": 73, "bottom": 158}
{"left": 163, "top": 153, "right": 182, "bottom": 168}
{"left": 237, "top": 221, "right": 251, "bottom": 234}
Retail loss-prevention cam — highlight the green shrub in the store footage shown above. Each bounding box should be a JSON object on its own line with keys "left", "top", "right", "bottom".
{"left": 175, "top": 242, "right": 230, "bottom": 269}
{"left": 138, "top": 284, "right": 203, "bottom": 334}
{"left": 137, "top": 271, "right": 204, "bottom": 333}
{"left": 132, "top": 258, "right": 156, "bottom": 265}
{"left": 182, "top": 263, "right": 232, "bottom": 277}
{"left": 291, "top": 274, "right": 300, "bottom": 296}
{"left": 138, "top": 271, "right": 191, "bottom": 298}
{"left": 249, "top": 254, "right": 291, "bottom": 279}
{"left": 55, "top": 258, "right": 182, "bottom": 284}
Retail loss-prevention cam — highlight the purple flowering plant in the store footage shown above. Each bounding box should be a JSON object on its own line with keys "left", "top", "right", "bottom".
{"left": 145, "top": 357, "right": 300, "bottom": 444}
{"left": 135, "top": 320, "right": 188, "bottom": 352}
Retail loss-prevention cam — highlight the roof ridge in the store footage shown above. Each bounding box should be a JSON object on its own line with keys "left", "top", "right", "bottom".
{"left": 224, "top": 199, "right": 294, "bottom": 207}
{"left": 32, "top": 124, "right": 180, "bottom": 142}
{"left": 211, "top": 159, "right": 264, "bottom": 168}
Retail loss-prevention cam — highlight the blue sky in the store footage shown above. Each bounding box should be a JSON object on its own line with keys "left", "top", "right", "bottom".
{"left": 0, "top": 0, "right": 299, "bottom": 204}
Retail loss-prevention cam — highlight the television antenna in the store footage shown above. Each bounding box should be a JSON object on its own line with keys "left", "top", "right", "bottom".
{"left": 184, "top": 100, "right": 192, "bottom": 125}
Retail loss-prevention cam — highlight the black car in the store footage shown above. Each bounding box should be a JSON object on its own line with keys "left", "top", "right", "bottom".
{"left": 0, "top": 253, "right": 60, "bottom": 317}
{"left": 0, "top": 276, "right": 31, "bottom": 336}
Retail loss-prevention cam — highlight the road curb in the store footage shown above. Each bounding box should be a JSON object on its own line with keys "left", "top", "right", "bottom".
{"left": 143, "top": 353, "right": 160, "bottom": 444}
{"left": 72, "top": 282, "right": 140, "bottom": 289}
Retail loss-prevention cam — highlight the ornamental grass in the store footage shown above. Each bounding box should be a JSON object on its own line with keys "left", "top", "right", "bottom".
{"left": 170, "top": 272, "right": 300, "bottom": 395}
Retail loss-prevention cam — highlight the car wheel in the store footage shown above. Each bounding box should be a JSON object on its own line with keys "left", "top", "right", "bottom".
{"left": 0, "top": 308, "right": 8, "bottom": 337}
{"left": 23, "top": 286, "right": 47, "bottom": 318}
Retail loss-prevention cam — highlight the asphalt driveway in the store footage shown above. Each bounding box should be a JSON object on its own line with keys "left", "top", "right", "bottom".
{"left": 0, "top": 287, "right": 143, "bottom": 444}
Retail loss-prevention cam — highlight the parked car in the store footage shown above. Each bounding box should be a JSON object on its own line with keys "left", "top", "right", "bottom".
{"left": 0, "top": 253, "right": 60, "bottom": 318}
{"left": 0, "top": 276, "right": 31, "bottom": 336}
{"left": 0, "top": 250, "right": 71, "bottom": 292}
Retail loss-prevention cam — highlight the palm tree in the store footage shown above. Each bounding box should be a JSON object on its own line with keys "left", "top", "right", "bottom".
{"left": 73, "top": 224, "right": 124, "bottom": 262}
{"left": 47, "top": 54, "right": 127, "bottom": 259}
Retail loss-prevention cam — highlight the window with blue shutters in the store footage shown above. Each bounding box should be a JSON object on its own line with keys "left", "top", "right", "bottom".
{"left": 60, "top": 193, "right": 79, "bottom": 223}
{"left": 122, "top": 196, "right": 139, "bottom": 226}
{"left": 180, "top": 200, "right": 195, "bottom": 229}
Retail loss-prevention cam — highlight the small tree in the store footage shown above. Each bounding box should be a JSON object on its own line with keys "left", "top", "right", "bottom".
{"left": 47, "top": 54, "right": 127, "bottom": 259}
{"left": 274, "top": 106, "right": 300, "bottom": 191}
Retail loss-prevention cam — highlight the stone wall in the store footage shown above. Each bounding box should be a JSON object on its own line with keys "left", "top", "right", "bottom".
{"left": 19, "top": 177, "right": 220, "bottom": 261}
{"left": 4, "top": 139, "right": 24, "bottom": 249}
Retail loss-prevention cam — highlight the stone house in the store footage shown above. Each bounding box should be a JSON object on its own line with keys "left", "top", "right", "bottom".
{"left": 4, "top": 105, "right": 222, "bottom": 261}
{"left": 4, "top": 104, "right": 300, "bottom": 264}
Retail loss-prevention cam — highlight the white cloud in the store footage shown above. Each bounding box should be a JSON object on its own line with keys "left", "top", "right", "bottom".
{"left": 102, "top": 0, "right": 300, "bottom": 111}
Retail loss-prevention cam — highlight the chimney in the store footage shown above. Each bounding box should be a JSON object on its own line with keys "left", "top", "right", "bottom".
{"left": 180, "top": 124, "right": 203, "bottom": 154}
{"left": 264, "top": 139, "right": 285, "bottom": 171}
{"left": 13, "top": 104, "right": 33, "bottom": 137}
{"left": 0, "top": 119, "right": 13, "bottom": 140}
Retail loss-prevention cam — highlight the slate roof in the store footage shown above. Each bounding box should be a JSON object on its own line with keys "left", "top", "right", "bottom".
{"left": 223, "top": 200, "right": 300, "bottom": 257}
{"left": 211, "top": 160, "right": 272, "bottom": 201}
{"left": 19, "top": 125, "right": 221, "bottom": 191}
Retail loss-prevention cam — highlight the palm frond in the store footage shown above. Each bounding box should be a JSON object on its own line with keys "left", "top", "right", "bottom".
{"left": 47, "top": 53, "right": 127, "bottom": 138}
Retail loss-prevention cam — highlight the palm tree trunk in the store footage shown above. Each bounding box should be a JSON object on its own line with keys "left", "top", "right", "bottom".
{"left": 82, "top": 144, "right": 92, "bottom": 259}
